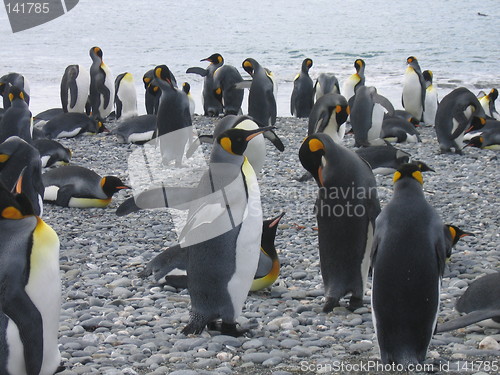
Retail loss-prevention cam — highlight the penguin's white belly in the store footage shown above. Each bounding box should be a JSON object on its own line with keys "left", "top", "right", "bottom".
{"left": 452, "top": 105, "right": 473, "bottom": 147}
{"left": 43, "top": 185, "right": 59, "bottom": 201}
{"left": 40, "top": 155, "right": 50, "bottom": 168}
{"left": 68, "top": 197, "right": 111, "bottom": 208}
{"left": 405, "top": 133, "right": 419, "bottom": 143}
{"left": 372, "top": 167, "right": 397, "bottom": 175}
{"left": 55, "top": 128, "right": 81, "bottom": 138}
{"left": 117, "top": 81, "right": 138, "bottom": 119}
{"left": 128, "top": 130, "right": 155, "bottom": 144}
{"left": 368, "top": 103, "right": 385, "bottom": 142}
{"left": 360, "top": 222, "right": 374, "bottom": 290}
{"left": 323, "top": 116, "right": 344, "bottom": 144}
{"left": 423, "top": 87, "right": 438, "bottom": 126}
{"left": 403, "top": 70, "right": 422, "bottom": 119}
{"left": 342, "top": 75, "right": 358, "bottom": 101}
{"left": 6, "top": 220, "right": 61, "bottom": 375}
{"left": 100, "top": 63, "right": 115, "bottom": 118}
{"left": 226, "top": 160, "right": 262, "bottom": 319}
{"left": 236, "top": 119, "right": 266, "bottom": 172}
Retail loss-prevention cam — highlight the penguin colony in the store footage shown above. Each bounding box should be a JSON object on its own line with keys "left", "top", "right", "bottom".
{"left": 0, "top": 49, "right": 498, "bottom": 373}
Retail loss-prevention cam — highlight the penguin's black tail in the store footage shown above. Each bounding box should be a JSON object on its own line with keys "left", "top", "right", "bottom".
{"left": 182, "top": 312, "right": 210, "bottom": 335}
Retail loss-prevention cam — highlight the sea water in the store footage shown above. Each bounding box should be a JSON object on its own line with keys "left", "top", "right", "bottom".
{"left": 1, "top": 0, "right": 499, "bottom": 116}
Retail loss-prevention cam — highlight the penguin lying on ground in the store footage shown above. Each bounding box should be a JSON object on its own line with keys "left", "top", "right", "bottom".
{"left": 32, "top": 139, "right": 72, "bottom": 168}
{"left": 41, "top": 112, "right": 104, "bottom": 139}
{"left": 437, "top": 272, "right": 500, "bottom": 332}
{"left": 0, "top": 181, "right": 62, "bottom": 375}
{"left": 117, "top": 127, "right": 275, "bottom": 336}
{"left": 111, "top": 114, "right": 157, "bottom": 144}
{"left": 381, "top": 116, "right": 422, "bottom": 143}
{"left": 42, "top": 165, "right": 130, "bottom": 208}
{"left": 466, "top": 122, "right": 500, "bottom": 150}
{"left": 141, "top": 212, "right": 285, "bottom": 292}
{"left": 299, "top": 133, "right": 380, "bottom": 312}
{"left": 355, "top": 142, "right": 411, "bottom": 175}
{"left": 371, "top": 164, "right": 449, "bottom": 367}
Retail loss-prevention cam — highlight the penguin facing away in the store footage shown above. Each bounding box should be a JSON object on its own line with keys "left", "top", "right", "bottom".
{"left": 0, "top": 182, "right": 62, "bottom": 375}
{"left": 290, "top": 58, "right": 314, "bottom": 118}
{"left": 0, "top": 86, "right": 32, "bottom": 144}
{"left": 213, "top": 64, "right": 244, "bottom": 116}
{"left": 313, "top": 73, "right": 340, "bottom": 102}
{"left": 371, "top": 164, "right": 449, "bottom": 366}
{"left": 402, "top": 56, "right": 426, "bottom": 122}
{"left": 0, "top": 73, "right": 30, "bottom": 109}
{"left": 299, "top": 133, "right": 380, "bottom": 312}
{"left": 60, "top": 64, "right": 90, "bottom": 114}
{"left": 114, "top": 72, "right": 138, "bottom": 120}
{"left": 479, "top": 88, "right": 500, "bottom": 120}
{"left": 89, "top": 46, "right": 115, "bottom": 120}
{"left": 42, "top": 165, "right": 130, "bottom": 208}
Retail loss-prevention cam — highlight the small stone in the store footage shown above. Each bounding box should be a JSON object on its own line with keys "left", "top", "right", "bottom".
{"left": 479, "top": 336, "right": 500, "bottom": 350}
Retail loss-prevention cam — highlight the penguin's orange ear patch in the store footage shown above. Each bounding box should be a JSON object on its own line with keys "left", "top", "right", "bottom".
{"left": 2, "top": 206, "right": 23, "bottom": 219}
{"left": 243, "top": 60, "right": 253, "bottom": 69}
{"left": 393, "top": 171, "right": 401, "bottom": 183}
{"left": 215, "top": 87, "right": 222, "bottom": 95}
{"left": 154, "top": 67, "right": 162, "bottom": 78}
{"left": 335, "top": 105, "right": 342, "bottom": 114}
{"left": 448, "top": 225, "right": 457, "bottom": 240}
{"left": 0, "top": 154, "right": 10, "bottom": 163}
{"left": 412, "top": 170, "right": 423, "bottom": 185}
{"left": 8, "top": 93, "right": 14, "bottom": 102}
{"left": 220, "top": 137, "right": 233, "bottom": 154}
{"left": 346, "top": 106, "right": 351, "bottom": 115}
{"left": 308, "top": 138, "right": 324, "bottom": 153}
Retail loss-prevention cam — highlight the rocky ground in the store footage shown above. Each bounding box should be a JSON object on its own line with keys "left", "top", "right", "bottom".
{"left": 41, "top": 115, "right": 499, "bottom": 375}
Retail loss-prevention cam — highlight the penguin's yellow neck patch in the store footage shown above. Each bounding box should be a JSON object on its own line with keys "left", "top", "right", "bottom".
{"left": 0, "top": 154, "right": 10, "bottom": 163}
{"left": 393, "top": 171, "right": 401, "bottom": 183}
{"left": 8, "top": 93, "right": 14, "bottom": 102}
{"left": 2, "top": 206, "right": 24, "bottom": 219}
{"left": 412, "top": 171, "right": 423, "bottom": 184}
{"left": 100, "top": 177, "right": 106, "bottom": 188}
{"left": 308, "top": 138, "right": 324, "bottom": 152}
{"left": 335, "top": 105, "right": 342, "bottom": 113}
{"left": 220, "top": 137, "right": 234, "bottom": 154}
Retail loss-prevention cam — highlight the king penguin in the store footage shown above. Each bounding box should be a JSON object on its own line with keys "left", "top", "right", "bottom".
{"left": 186, "top": 53, "right": 224, "bottom": 117}
{"left": 181, "top": 82, "right": 195, "bottom": 119}
{"left": 0, "top": 86, "right": 32, "bottom": 144}
{"left": 435, "top": 87, "right": 486, "bottom": 154}
{"left": 60, "top": 64, "right": 90, "bottom": 114}
{"left": 242, "top": 58, "right": 277, "bottom": 126}
{"left": 154, "top": 65, "right": 192, "bottom": 167}
{"left": 42, "top": 165, "right": 130, "bottom": 208}
{"left": 422, "top": 70, "right": 438, "bottom": 126}
{"left": 41, "top": 112, "right": 103, "bottom": 139}
{"left": 89, "top": 46, "right": 115, "bottom": 120}
{"left": 0, "top": 181, "right": 62, "bottom": 375}
{"left": 32, "top": 139, "right": 72, "bottom": 168}
{"left": 479, "top": 88, "right": 500, "bottom": 120}
{"left": 117, "top": 126, "right": 274, "bottom": 336}
{"left": 299, "top": 133, "right": 380, "bottom": 312}
{"left": 307, "top": 93, "right": 349, "bottom": 144}
{"left": 402, "top": 56, "right": 426, "bottom": 122}
{"left": 213, "top": 64, "right": 244, "bottom": 116}
{"left": 143, "top": 69, "right": 161, "bottom": 115}
{"left": 371, "top": 164, "right": 449, "bottom": 367}
{"left": 313, "top": 73, "right": 340, "bottom": 102}
{"left": 0, "top": 73, "right": 30, "bottom": 109}
{"left": 291, "top": 58, "right": 314, "bottom": 118}
{"left": 114, "top": 72, "right": 138, "bottom": 120}
{"left": 111, "top": 114, "right": 156, "bottom": 144}
{"left": 341, "top": 59, "right": 365, "bottom": 101}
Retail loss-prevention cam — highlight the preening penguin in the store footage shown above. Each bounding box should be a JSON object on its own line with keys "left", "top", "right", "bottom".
{"left": 32, "top": 139, "right": 72, "bottom": 168}
{"left": 42, "top": 165, "right": 130, "bottom": 208}
{"left": 242, "top": 58, "right": 277, "bottom": 126}
{"left": 143, "top": 69, "right": 161, "bottom": 115}
{"left": 307, "top": 93, "right": 349, "bottom": 144}
{"left": 186, "top": 53, "right": 224, "bottom": 117}
{"left": 371, "top": 164, "right": 449, "bottom": 366}
{"left": 290, "top": 58, "right": 314, "bottom": 118}
{"left": 341, "top": 59, "right": 365, "bottom": 101}
{"left": 381, "top": 116, "right": 422, "bottom": 143}
{"left": 114, "top": 72, "right": 138, "bottom": 120}
{"left": 0, "top": 73, "right": 30, "bottom": 109}
{"left": 313, "top": 73, "right": 340, "bottom": 102}
{"left": 435, "top": 87, "right": 486, "bottom": 154}
{"left": 479, "top": 88, "right": 500, "bottom": 120}
{"left": 0, "top": 182, "right": 62, "bottom": 375}
{"left": 402, "top": 56, "right": 426, "bottom": 122}
{"left": 213, "top": 64, "right": 244, "bottom": 116}
{"left": 299, "top": 133, "right": 380, "bottom": 312}
{"left": 89, "top": 46, "right": 115, "bottom": 120}
{"left": 60, "top": 64, "right": 90, "bottom": 114}
{"left": 0, "top": 86, "right": 32, "bottom": 144}
{"left": 422, "top": 70, "right": 438, "bottom": 126}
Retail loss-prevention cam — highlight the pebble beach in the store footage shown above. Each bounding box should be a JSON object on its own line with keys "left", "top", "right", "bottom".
{"left": 41, "top": 115, "right": 499, "bottom": 375}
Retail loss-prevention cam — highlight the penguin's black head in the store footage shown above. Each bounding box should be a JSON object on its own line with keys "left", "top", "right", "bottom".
{"left": 0, "top": 179, "right": 34, "bottom": 220}
{"left": 217, "top": 126, "right": 274, "bottom": 156}
{"left": 466, "top": 116, "right": 486, "bottom": 134}
{"left": 423, "top": 70, "right": 433, "bottom": 83}
{"left": 101, "top": 176, "right": 131, "bottom": 197}
{"left": 90, "top": 46, "right": 103, "bottom": 59}
{"left": 242, "top": 58, "right": 256, "bottom": 76}
{"left": 466, "top": 135, "right": 484, "bottom": 149}
{"left": 7, "top": 86, "right": 25, "bottom": 103}
{"left": 154, "top": 65, "right": 175, "bottom": 88}
{"left": 299, "top": 134, "right": 330, "bottom": 187}
{"left": 143, "top": 70, "right": 154, "bottom": 89}
{"left": 393, "top": 163, "right": 423, "bottom": 185}
{"left": 411, "top": 160, "right": 435, "bottom": 172}
{"left": 202, "top": 53, "right": 223, "bottom": 65}
{"left": 302, "top": 58, "right": 313, "bottom": 71}
{"left": 489, "top": 88, "right": 498, "bottom": 101}
{"left": 446, "top": 224, "right": 475, "bottom": 247}
{"left": 335, "top": 104, "right": 350, "bottom": 126}
{"left": 407, "top": 56, "right": 417, "bottom": 64}
{"left": 182, "top": 82, "right": 191, "bottom": 95}
{"left": 354, "top": 59, "right": 365, "bottom": 71}
{"left": 261, "top": 212, "right": 285, "bottom": 258}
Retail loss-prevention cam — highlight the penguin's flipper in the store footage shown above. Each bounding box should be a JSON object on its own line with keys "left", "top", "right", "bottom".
{"left": 141, "top": 244, "right": 188, "bottom": 282}
{"left": 186, "top": 135, "right": 214, "bottom": 158}
{"left": 315, "top": 110, "right": 333, "bottom": 133}
{"left": 186, "top": 67, "right": 208, "bottom": 77}
{"left": 3, "top": 288, "right": 44, "bottom": 375}
{"left": 268, "top": 91, "right": 277, "bottom": 125}
{"left": 375, "top": 94, "right": 395, "bottom": 116}
{"left": 263, "top": 130, "right": 285, "bottom": 151}
{"left": 100, "top": 80, "right": 112, "bottom": 110}
{"left": 116, "top": 197, "right": 141, "bottom": 216}
{"left": 254, "top": 249, "right": 273, "bottom": 278}
{"left": 436, "top": 310, "right": 500, "bottom": 333}
{"left": 69, "top": 78, "right": 79, "bottom": 109}
{"left": 450, "top": 111, "right": 470, "bottom": 139}
{"left": 232, "top": 80, "right": 252, "bottom": 90}
{"left": 115, "top": 98, "right": 123, "bottom": 119}
{"left": 54, "top": 185, "right": 77, "bottom": 207}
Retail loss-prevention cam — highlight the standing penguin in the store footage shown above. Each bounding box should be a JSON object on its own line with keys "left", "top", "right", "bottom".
{"left": 313, "top": 73, "right": 340, "bottom": 102}
{"left": 479, "top": 88, "right": 500, "bottom": 120}
{"left": 154, "top": 65, "right": 192, "bottom": 167}
{"left": 422, "top": 70, "right": 438, "bottom": 126}
{"left": 187, "top": 53, "right": 224, "bottom": 117}
{"left": 0, "top": 136, "right": 44, "bottom": 217}
{"left": 118, "top": 127, "right": 273, "bottom": 336}
{"left": 114, "top": 72, "right": 138, "bottom": 120}
{"left": 371, "top": 164, "right": 448, "bottom": 366}
{"left": 402, "top": 56, "right": 426, "bottom": 122}
{"left": 89, "top": 46, "right": 115, "bottom": 120}
{"left": 307, "top": 93, "right": 350, "bottom": 144}
{"left": 213, "top": 64, "right": 244, "bottom": 116}
{"left": 435, "top": 87, "right": 486, "bottom": 154}
{"left": 60, "top": 64, "right": 90, "bottom": 114}
{"left": 0, "top": 182, "right": 62, "bottom": 375}
{"left": 299, "top": 133, "right": 380, "bottom": 312}
{"left": 181, "top": 82, "right": 195, "bottom": 118}
{"left": 0, "top": 73, "right": 30, "bottom": 109}
{"left": 341, "top": 59, "right": 365, "bottom": 101}
{"left": 143, "top": 69, "right": 161, "bottom": 115}
{"left": 291, "top": 58, "right": 314, "bottom": 118}
{"left": 42, "top": 165, "right": 129, "bottom": 208}
{"left": 242, "top": 58, "right": 277, "bottom": 126}
{"left": 349, "top": 86, "right": 395, "bottom": 147}
{"left": 0, "top": 86, "right": 32, "bottom": 144}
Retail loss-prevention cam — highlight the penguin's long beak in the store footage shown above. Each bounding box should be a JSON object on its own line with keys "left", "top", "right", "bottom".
{"left": 116, "top": 185, "right": 131, "bottom": 190}
{"left": 269, "top": 212, "right": 286, "bottom": 228}
{"left": 13, "top": 167, "right": 27, "bottom": 194}
{"left": 245, "top": 126, "right": 276, "bottom": 141}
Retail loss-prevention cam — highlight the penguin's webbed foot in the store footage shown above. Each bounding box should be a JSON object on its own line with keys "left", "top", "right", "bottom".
{"left": 297, "top": 171, "right": 313, "bottom": 182}
{"left": 348, "top": 296, "right": 364, "bottom": 311}
{"left": 221, "top": 322, "right": 249, "bottom": 337}
{"left": 322, "top": 297, "right": 340, "bottom": 313}
{"left": 182, "top": 312, "right": 209, "bottom": 335}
